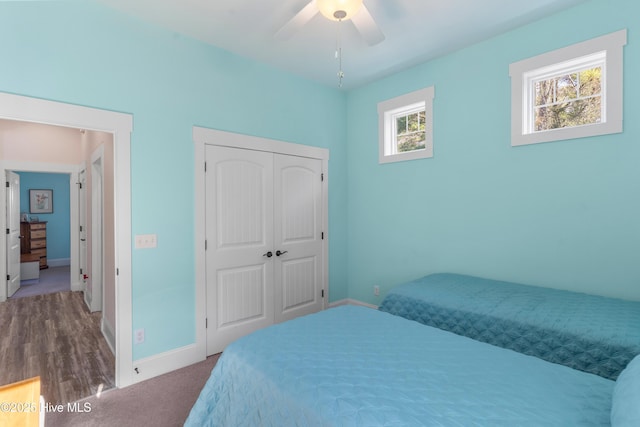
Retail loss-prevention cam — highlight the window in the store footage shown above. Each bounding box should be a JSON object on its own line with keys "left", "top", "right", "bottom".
{"left": 510, "top": 29, "right": 626, "bottom": 146}
{"left": 533, "top": 55, "right": 603, "bottom": 132}
{"left": 378, "top": 86, "right": 434, "bottom": 163}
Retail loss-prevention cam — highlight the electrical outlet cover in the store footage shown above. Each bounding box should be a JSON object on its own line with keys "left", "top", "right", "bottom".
{"left": 134, "top": 328, "right": 145, "bottom": 344}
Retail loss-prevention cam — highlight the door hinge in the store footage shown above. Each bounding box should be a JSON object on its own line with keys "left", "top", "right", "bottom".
{"left": 116, "top": 268, "right": 119, "bottom": 276}
{"left": 5, "top": 181, "right": 9, "bottom": 188}
{"left": 205, "top": 240, "right": 208, "bottom": 250}
{"left": 321, "top": 232, "right": 324, "bottom": 240}
{"left": 321, "top": 173, "right": 324, "bottom": 182}
{"left": 204, "top": 162, "right": 207, "bottom": 172}
{"left": 206, "top": 318, "right": 208, "bottom": 328}
{"left": 6, "top": 274, "right": 10, "bottom": 281}
{"left": 79, "top": 225, "right": 83, "bottom": 232}
{"left": 80, "top": 268, "right": 83, "bottom": 275}
{"left": 321, "top": 289, "right": 325, "bottom": 298}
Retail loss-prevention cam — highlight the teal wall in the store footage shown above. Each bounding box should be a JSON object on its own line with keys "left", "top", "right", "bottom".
{"left": 18, "top": 172, "right": 71, "bottom": 260}
{"left": 347, "top": 0, "right": 640, "bottom": 304}
{"left": 0, "top": 1, "right": 348, "bottom": 360}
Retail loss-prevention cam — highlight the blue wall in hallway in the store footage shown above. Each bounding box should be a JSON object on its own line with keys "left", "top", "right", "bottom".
{"left": 18, "top": 172, "right": 71, "bottom": 261}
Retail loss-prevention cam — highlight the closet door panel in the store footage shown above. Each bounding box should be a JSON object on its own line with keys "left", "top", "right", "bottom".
{"left": 205, "top": 146, "right": 274, "bottom": 355}
{"left": 274, "top": 154, "right": 323, "bottom": 323}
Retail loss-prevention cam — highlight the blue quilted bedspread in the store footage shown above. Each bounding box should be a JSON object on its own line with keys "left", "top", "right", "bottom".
{"left": 185, "top": 305, "right": 613, "bottom": 426}
{"left": 378, "top": 273, "right": 640, "bottom": 380}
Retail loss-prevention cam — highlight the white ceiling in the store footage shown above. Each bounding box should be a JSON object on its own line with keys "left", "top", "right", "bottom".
{"left": 95, "top": 0, "right": 587, "bottom": 90}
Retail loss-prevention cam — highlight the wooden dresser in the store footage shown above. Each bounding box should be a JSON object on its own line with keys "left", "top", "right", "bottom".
{"left": 20, "top": 221, "right": 48, "bottom": 269}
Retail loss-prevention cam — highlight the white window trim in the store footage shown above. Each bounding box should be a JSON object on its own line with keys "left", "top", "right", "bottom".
{"left": 378, "top": 86, "right": 434, "bottom": 164}
{"left": 509, "top": 29, "right": 626, "bottom": 147}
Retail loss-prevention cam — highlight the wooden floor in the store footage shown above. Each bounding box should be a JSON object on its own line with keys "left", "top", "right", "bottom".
{"left": 0, "top": 291, "right": 115, "bottom": 404}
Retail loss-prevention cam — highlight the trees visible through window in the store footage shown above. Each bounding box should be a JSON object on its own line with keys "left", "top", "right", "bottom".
{"left": 534, "top": 66, "right": 602, "bottom": 131}
{"left": 396, "top": 110, "right": 426, "bottom": 152}
{"left": 509, "top": 29, "right": 626, "bottom": 146}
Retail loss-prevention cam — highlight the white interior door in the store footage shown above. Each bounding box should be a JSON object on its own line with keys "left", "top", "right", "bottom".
{"left": 206, "top": 145, "right": 275, "bottom": 355}
{"left": 274, "top": 154, "right": 323, "bottom": 323}
{"left": 78, "top": 169, "right": 87, "bottom": 289}
{"left": 5, "top": 171, "right": 21, "bottom": 297}
{"left": 204, "top": 145, "right": 325, "bottom": 355}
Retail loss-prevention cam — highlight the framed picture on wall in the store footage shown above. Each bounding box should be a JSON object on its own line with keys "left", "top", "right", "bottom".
{"left": 29, "top": 189, "right": 53, "bottom": 214}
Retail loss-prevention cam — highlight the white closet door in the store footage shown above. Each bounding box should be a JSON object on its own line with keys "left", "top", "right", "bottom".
{"left": 274, "top": 154, "right": 323, "bottom": 323}
{"left": 205, "top": 146, "right": 275, "bottom": 356}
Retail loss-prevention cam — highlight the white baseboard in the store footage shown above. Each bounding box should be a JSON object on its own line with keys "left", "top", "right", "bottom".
{"left": 71, "top": 280, "right": 84, "bottom": 292}
{"left": 101, "top": 317, "right": 116, "bottom": 356}
{"left": 48, "top": 258, "right": 70, "bottom": 267}
{"left": 130, "top": 344, "right": 204, "bottom": 385}
{"left": 123, "top": 300, "right": 374, "bottom": 388}
{"left": 328, "top": 298, "right": 378, "bottom": 309}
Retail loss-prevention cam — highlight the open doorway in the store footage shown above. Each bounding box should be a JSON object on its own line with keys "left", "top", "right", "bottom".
{"left": 0, "top": 91, "right": 134, "bottom": 391}
{"left": 1, "top": 122, "right": 114, "bottom": 403}
{"left": 7, "top": 170, "right": 74, "bottom": 300}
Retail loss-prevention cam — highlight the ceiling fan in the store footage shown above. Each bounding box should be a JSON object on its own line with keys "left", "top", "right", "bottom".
{"left": 276, "top": 0, "right": 385, "bottom": 46}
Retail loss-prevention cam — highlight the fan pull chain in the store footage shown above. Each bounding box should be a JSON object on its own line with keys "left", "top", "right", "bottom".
{"left": 335, "top": 17, "right": 344, "bottom": 88}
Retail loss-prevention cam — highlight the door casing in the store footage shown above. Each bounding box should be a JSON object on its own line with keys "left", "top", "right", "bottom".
{"left": 0, "top": 92, "right": 133, "bottom": 388}
{"left": 88, "top": 146, "right": 104, "bottom": 313}
{"left": 193, "top": 126, "right": 329, "bottom": 358}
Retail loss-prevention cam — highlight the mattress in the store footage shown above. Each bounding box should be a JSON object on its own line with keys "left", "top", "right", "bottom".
{"left": 378, "top": 273, "right": 640, "bottom": 380}
{"left": 185, "top": 305, "right": 613, "bottom": 426}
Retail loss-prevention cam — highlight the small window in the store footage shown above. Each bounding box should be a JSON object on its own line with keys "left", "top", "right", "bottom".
{"left": 532, "top": 56, "right": 603, "bottom": 132}
{"left": 510, "top": 29, "right": 626, "bottom": 146}
{"left": 378, "top": 87, "right": 434, "bottom": 163}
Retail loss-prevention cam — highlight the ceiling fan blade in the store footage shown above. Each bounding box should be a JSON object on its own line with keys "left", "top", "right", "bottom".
{"left": 275, "top": 1, "right": 319, "bottom": 41}
{"left": 368, "top": 0, "right": 405, "bottom": 20}
{"left": 351, "top": 3, "right": 385, "bottom": 46}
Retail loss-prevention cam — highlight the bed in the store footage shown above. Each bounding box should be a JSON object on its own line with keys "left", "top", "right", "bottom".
{"left": 378, "top": 273, "right": 640, "bottom": 380}
{"left": 185, "top": 305, "right": 632, "bottom": 426}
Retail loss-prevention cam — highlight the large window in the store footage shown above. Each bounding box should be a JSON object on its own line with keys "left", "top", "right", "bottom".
{"left": 378, "top": 86, "right": 434, "bottom": 164}
{"left": 510, "top": 29, "right": 626, "bottom": 147}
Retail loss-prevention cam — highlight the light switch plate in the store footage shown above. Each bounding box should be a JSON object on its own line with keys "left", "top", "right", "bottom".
{"left": 135, "top": 234, "right": 157, "bottom": 249}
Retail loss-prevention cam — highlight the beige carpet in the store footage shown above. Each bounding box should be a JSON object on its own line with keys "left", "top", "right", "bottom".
{"left": 45, "top": 354, "right": 220, "bottom": 427}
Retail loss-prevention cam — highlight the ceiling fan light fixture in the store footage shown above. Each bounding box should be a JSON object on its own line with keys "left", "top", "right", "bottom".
{"left": 317, "top": 0, "right": 363, "bottom": 21}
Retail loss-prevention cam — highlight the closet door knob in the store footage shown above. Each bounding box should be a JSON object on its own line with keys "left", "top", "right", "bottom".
{"left": 263, "top": 251, "right": 273, "bottom": 258}
{"left": 276, "top": 250, "right": 288, "bottom": 256}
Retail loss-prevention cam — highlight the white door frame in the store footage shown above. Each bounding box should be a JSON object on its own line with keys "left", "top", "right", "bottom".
{"left": 193, "top": 126, "right": 329, "bottom": 358}
{"left": 0, "top": 92, "right": 134, "bottom": 388}
{"left": 89, "top": 146, "right": 104, "bottom": 313}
